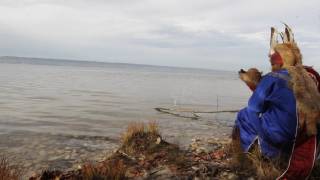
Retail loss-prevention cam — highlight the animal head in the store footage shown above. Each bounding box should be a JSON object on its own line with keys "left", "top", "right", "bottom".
{"left": 238, "top": 68, "right": 262, "bottom": 91}
{"left": 269, "top": 24, "right": 302, "bottom": 71}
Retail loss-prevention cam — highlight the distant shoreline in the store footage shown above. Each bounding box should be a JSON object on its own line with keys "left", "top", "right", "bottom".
{"left": 0, "top": 56, "right": 231, "bottom": 74}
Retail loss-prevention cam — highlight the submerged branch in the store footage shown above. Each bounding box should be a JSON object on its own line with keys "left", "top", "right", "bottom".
{"left": 154, "top": 107, "right": 200, "bottom": 120}
{"left": 154, "top": 107, "right": 239, "bottom": 120}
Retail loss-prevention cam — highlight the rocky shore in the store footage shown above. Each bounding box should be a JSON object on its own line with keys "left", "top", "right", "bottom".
{"left": 2, "top": 122, "right": 320, "bottom": 179}
{"left": 28, "top": 122, "right": 244, "bottom": 180}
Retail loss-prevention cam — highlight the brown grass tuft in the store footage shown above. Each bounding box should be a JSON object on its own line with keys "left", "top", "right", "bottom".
{"left": 121, "top": 122, "right": 146, "bottom": 146}
{"left": 227, "top": 135, "right": 282, "bottom": 179}
{"left": 0, "top": 157, "right": 21, "bottom": 180}
{"left": 121, "top": 121, "right": 160, "bottom": 143}
{"left": 227, "top": 128, "right": 252, "bottom": 172}
{"left": 246, "top": 147, "right": 282, "bottom": 180}
{"left": 147, "top": 121, "right": 159, "bottom": 135}
{"left": 120, "top": 121, "right": 161, "bottom": 154}
{"left": 81, "top": 159, "right": 127, "bottom": 180}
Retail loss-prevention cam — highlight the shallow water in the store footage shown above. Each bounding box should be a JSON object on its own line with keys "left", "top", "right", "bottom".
{"left": 0, "top": 58, "right": 250, "bottom": 177}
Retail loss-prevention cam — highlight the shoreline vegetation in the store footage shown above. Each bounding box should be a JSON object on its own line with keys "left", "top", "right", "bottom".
{"left": 1, "top": 122, "right": 320, "bottom": 179}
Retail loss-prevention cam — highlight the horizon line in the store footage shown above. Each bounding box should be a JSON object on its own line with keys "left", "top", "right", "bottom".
{"left": 0, "top": 55, "right": 232, "bottom": 73}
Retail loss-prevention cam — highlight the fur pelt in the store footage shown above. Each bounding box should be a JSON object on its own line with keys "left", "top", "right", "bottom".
{"left": 238, "top": 68, "right": 262, "bottom": 91}
{"left": 274, "top": 43, "right": 302, "bottom": 67}
{"left": 274, "top": 40, "right": 320, "bottom": 136}
{"left": 287, "top": 65, "right": 320, "bottom": 136}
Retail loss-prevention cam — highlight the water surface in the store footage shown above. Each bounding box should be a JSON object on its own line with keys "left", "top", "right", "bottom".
{"left": 0, "top": 57, "right": 250, "bottom": 176}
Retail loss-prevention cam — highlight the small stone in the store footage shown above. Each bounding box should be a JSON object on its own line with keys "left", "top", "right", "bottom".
{"left": 191, "top": 166, "right": 200, "bottom": 171}
{"left": 227, "top": 173, "right": 238, "bottom": 180}
{"left": 156, "top": 137, "right": 161, "bottom": 144}
{"left": 192, "top": 138, "right": 201, "bottom": 143}
{"left": 207, "top": 139, "right": 217, "bottom": 144}
{"left": 222, "top": 172, "right": 228, "bottom": 176}
{"left": 196, "top": 148, "right": 204, "bottom": 154}
{"left": 139, "top": 155, "right": 146, "bottom": 161}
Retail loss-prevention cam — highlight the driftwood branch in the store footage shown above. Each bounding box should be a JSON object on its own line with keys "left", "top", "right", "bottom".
{"left": 154, "top": 107, "right": 200, "bottom": 119}
{"left": 154, "top": 107, "right": 239, "bottom": 120}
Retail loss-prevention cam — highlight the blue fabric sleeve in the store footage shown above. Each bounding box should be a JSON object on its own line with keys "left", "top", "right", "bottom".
{"left": 247, "top": 75, "right": 274, "bottom": 113}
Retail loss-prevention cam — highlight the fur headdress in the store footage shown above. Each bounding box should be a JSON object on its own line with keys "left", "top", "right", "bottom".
{"left": 269, "top": 24, "right": 302, "bottom": 68}
{"left": 269, "top": 24, "right": 320, "bottom": 136}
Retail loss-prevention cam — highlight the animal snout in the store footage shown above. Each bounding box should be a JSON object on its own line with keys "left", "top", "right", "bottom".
{"left": 239, "top": 69, "right": 246, "bottom": 74}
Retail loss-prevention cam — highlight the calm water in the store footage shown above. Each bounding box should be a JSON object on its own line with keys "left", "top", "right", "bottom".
{"left": 0, "top": 58, "right": 250, "bottom": 176}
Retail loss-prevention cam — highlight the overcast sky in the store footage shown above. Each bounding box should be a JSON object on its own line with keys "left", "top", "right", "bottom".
{"left": 0, "top": 0, "right": 319, "bottom": 71}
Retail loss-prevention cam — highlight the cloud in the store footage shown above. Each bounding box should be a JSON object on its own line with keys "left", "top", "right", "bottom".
{"left": 0, "top": 0, "right": 319, "bottom": 71}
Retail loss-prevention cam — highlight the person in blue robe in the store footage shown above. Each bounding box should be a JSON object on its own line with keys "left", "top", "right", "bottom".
{"left": 235, "top": 69, "right": 298, "bottom": 158}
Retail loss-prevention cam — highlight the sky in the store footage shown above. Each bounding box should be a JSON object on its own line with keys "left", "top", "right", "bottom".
{"left": 0, "top": 0, "right": 319, "bottom": 71}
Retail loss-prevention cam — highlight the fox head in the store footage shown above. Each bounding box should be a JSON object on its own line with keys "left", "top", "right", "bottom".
{"left": 238, "top": 68, "right": 262, "bottom": 91}
{"left": 269, "top": 24, "right": 302, "bottom": 71}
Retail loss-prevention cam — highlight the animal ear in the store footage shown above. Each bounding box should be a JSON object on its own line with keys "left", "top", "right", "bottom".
{"left": 270, "top": 27, "right": 278, "bottom": 56}
{"left": 282, "top": 22, "right": 295, "bottom": 43}
{"left": 280, "top": 31, "right": 289, "bottom": 43}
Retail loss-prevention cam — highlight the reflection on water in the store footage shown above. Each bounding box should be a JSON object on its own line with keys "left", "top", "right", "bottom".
{"left": 0, "top": 59, "right": 250, "bottom": 176}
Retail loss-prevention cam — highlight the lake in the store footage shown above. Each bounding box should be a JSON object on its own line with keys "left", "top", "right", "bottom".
{"left": 0, "top": 57, "right": 250, "bottom": 176}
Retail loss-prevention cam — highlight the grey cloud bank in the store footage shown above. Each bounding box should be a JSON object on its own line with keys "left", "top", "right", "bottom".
{"left": 0, "top": 0, "right": 319, "bottom": 71}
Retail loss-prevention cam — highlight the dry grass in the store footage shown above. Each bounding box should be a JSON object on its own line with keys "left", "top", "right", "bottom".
{"left": 246, "top": 147, "right": 282, "bottom": 180}
{"left": 119, "top": 121, "right": 190, "bottom": 173}
{"left": 0, "top": 157, "right": 21, "bottom": 180}
{"left": 227, "top": 135, "right": 245, "bottom": 165}
{"left": 121, "top": 122, "right": 146, "bottom": 146}
{"left": 227, "top": 136, "right": 282, "bottom": 179}
{"left": 120, "top": 121, "right": 161, "bottom": 155}
{"left": 121, "top": 121, "right": 160, "bottom": 144}
{"left": 81, "top": 159, "right": 127, "bottom": 180}
{"left": 227, "top": 130, "right": 253, "bottom": 173}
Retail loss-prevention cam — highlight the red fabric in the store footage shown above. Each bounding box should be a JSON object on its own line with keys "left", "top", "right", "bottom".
{"left": 278, "top": 66, "right": 320, "bottom": 179}
{"left": 304, "top": 66, "right": 320, "bottom": 92}
{"left": 278, "top": 132, "right": 316, "bottom": 180}
{"left": 270, "top": 52, "right": 284, "bottom": 66}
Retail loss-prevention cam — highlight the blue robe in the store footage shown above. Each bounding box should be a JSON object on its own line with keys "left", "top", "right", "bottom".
{"left": 235, "top": 69, "right": 298, "bottom": 158}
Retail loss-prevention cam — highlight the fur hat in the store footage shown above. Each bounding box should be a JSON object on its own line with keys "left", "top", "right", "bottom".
{"left": 269, "top": 24, "right": 302, "bottom": 68}
{"left": 274, "top": 43, "right": 302, "bottom": 68}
